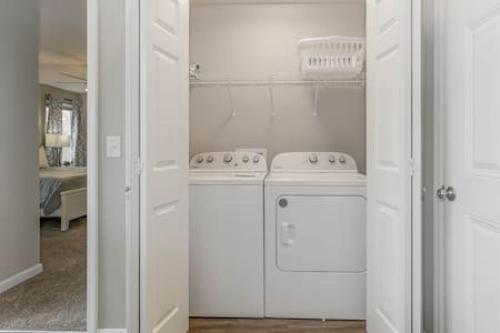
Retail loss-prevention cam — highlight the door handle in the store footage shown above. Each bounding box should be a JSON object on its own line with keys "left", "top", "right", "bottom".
{"left": 437, "top": 185, "right": 457, "bottom": 201}
{"left": 280, "top": 222, "right": 295, "bottom": 246}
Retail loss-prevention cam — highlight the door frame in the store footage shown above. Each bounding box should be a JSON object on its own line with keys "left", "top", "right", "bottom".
{"left": 412, "top": 0, "right": 423, "bottom": 332}
{"left": 0, "top": 1, "right": 98, "bottom": 332}
{"left": 87, "top": 0, "right": 99, "bottom": 331}
{"left": 430, "top": 0, "right": 446, "bottom": 331}
{"left": 123, "top": 0, "right": 425, "bottom": 332}
{"left": 125, "top": 0, "right": 141, "bottom": 332}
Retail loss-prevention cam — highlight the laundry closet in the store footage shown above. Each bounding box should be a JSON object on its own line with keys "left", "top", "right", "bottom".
{"left": 138, "top": 0, "right": 418, "bottom": 330}
{"left": 188, "top": 0, "right": 368, "bottom": 322}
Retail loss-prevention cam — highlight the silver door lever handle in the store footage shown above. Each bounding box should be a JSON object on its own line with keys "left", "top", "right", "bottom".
{"left": 437, "top": 185, "right": 456, "bottom": 201}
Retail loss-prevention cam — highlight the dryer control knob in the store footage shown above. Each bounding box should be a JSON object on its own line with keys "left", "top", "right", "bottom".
{"left": 196, "top": 155, "right": 204, "bottom": 164}
{"left": 339, "top": 155, "right": 346, "bottom": 164}
{"left": 328, "top": 155, "right": 336, "bottom": 164}
{"left": 252, "top": 155, "right": 260, "bottom": 163}
{"left": 309, "top": 154, "right": 319, "bottom": 164}
{"left": 223, "top": 154, "right": 233, "bottom": 163}
{"left": 242, "top": 155, "right": 250, "bottom": 163}
{"left": 206, "top": 155, "right": 214, "bottom": 163}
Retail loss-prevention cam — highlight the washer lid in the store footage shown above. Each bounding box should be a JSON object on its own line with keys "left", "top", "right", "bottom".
{"left": 271, "top": 152, "right": 358, "bottom": 173}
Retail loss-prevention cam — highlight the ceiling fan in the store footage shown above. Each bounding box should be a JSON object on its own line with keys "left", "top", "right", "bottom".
{"left": 56, "top": 71, "right": 87, "bottom": 85}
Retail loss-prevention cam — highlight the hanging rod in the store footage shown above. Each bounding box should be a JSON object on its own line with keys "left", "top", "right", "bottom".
{"left": 191, "top": 0, "right": 364, "bottom": 5}
{"left": 190, "top": 79, "right": 365, "bottom": 86}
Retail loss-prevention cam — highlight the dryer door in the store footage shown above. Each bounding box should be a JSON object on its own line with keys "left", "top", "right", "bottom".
{"left": 276, "top": 195, "right": 366, "bottom": 272}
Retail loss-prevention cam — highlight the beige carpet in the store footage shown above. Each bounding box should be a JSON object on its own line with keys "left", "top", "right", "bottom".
{"left": 0, "top": 218, "right": 87, "bottom": 331}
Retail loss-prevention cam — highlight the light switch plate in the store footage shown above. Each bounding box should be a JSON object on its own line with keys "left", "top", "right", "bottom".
{"left": 106, "top": 136, "right": 121, "bottom": 158}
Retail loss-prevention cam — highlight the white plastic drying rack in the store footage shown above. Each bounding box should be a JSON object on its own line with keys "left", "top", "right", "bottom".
{"left": 298, "top": 36, "right": 366, "bottom": 79}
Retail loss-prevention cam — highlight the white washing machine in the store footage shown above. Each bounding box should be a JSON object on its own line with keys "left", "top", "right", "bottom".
{"left": 189, "top": 151, "right": 267, "bottom": 318}
{"left": 265, "top": 152, "right": 367, "bottom": 320}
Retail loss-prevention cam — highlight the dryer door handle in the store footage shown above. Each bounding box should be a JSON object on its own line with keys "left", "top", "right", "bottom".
{"left": 280, "top": 222, "right": 295, "bottom": 246}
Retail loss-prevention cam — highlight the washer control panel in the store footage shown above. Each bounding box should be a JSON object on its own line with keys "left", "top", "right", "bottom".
{"left": 190, "top": 151, "right": 267, "bottom": 172}
{"left": 271, "top": 152, "right": 358, "bottom": 173}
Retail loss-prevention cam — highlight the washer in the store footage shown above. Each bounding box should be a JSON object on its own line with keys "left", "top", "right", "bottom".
{"left": 189, "top": 151, "right": 267, "bottom": 318}
{"left": 265, "top": 152, "right": 367, "bottom": 320}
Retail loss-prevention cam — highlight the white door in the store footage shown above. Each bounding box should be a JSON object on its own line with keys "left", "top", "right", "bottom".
{"left": 444, "top": 0, "right": 500, "bottom": 332}
{"left": 140, "top": 0, "right": 189, "bottom": 332}
{"left": 366, "top": 0, "right": 418, "bottom": 332}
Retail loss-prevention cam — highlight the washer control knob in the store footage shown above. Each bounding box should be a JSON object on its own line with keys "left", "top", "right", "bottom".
{"left": 252, "top": 155, "right": 260, "bottom": 163}
{"left": 309, "top": 154, "right": 319, "bottom": 164}
{"left": 206, "top": 154, "right": 214, "bottom": 163}
{"left": 196, "top": 155, "right": 204, "bottom": 164}
{"left": 328, "top": 155, "right": 336, "bottom": 164}
{"left": 223, "top": 153, "right": 233, "bottom": 163}
{"left": 339, "top": 155, "right": 346, "bottom": 164}
{"left": 242, "top": 155, "right": 250, "bottom": 163}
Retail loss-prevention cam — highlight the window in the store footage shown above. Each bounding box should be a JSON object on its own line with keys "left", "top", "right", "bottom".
{"left": 44, "top": 97, "right": 76, "bottom": 166}
{"left": 61, "top": 109, "right": 73, "bottom": 164}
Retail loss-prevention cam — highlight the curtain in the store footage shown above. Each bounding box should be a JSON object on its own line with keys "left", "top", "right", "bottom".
{"left": 45, "top": 95, "right": 64, "bottom": 167}
{"left": 72, "top": 98, "right": 87, "bottom": 167}
{"left": 45, "top": 94, "right": 87, "bottom": 167}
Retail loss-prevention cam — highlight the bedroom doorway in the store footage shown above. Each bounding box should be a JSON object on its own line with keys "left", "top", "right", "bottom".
{"left": 0, "top": 0, "right": 98, "bottom": 332}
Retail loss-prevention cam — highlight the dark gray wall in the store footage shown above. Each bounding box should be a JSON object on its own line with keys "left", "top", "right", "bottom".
{"left": 0, "top": 1, "right": 40, "bottom": 284}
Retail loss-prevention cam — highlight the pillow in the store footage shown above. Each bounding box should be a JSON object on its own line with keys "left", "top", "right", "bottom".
{"left": 39, "top": 146, "right": 49, "bottom": 169}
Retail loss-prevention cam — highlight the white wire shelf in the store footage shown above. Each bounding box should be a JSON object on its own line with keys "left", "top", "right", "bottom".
{"left": 189, "top": 72, "right": 365, "bottom": 118}
{"left": 190, "top": 79, "right": 365, "bottom": 86}
{"left": 189, "top": 72, "right": 366, "bottom": 87}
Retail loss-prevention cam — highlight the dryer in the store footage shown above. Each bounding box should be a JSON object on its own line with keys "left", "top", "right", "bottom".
{"left": 265, "top": 152, "right": 367, "bottom": 320}
{"left": 189, "top": 151, "right": 267, "bottom": 318}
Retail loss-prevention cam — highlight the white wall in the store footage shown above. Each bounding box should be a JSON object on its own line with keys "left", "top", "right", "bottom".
{"left": 0, "top": 1, "right": 40, "bottom": 285}
{"left": 190, "top": 2, "right": 367, "bottom": 172}
{"left": 98, "top": 0, "right": 127, "bottom": 328}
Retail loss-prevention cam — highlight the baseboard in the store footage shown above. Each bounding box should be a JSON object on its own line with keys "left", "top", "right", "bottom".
{"left": 0, "top": 263, "right": 43, "bottom": 294}
{"left": 0, "top": 329, "right": 124, "bottom": 333}
{"left": 0, "top": 331, "right": 81, "bottom": 333}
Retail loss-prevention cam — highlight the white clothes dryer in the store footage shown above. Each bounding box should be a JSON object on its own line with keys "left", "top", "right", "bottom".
{"left": 265, "top": 152, "right": 367, "bottom": 320}
{"left": 189, "top": 151, "right": 267, "bottom": 318}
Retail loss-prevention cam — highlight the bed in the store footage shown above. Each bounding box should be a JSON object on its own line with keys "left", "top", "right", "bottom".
{"left": 39, "top": 167, "right": 87, "bottom": 231}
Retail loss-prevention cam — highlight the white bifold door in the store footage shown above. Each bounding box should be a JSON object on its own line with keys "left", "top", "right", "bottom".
{"left": 140, "top": 0, "right": 190, "bottom": 333}
{"left": 444, "top": 0, "right": 500, "bottom": 332}
{"left": 366, "top": 0, "right": 419, "bottom": 332}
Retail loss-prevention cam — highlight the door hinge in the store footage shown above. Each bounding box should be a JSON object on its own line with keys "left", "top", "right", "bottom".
{"left": 134, "top": 157, "right": 144, "bottom": 175}
{"left": 409, "top": 158, "right": 416, "bottom": 176}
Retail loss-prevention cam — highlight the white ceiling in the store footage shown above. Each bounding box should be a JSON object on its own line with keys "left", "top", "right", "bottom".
{"left": 39, "top": 0, "right": 87, "bottom": 93}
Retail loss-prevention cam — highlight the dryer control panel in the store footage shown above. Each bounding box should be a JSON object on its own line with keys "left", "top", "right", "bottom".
{"left": 271, "top": 152, "right": 358, "bottom": 173}
{"left": 190, "top": 151, "right": 268, "bottom": 172}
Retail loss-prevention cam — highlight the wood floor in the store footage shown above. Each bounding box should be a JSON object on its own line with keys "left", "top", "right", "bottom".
{"left": 189, "top": 318, "right": 366, "bottom": 333}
